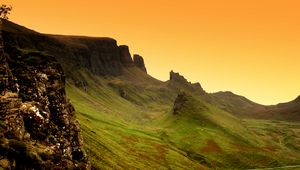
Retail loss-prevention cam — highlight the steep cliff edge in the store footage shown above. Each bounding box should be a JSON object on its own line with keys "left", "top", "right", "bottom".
{"left": 1, "top": 20, "right": 147, "bottom": 81}
{"left": 133, "top": 54, "right": 147, "bottom": 73}
{"left": 0, "top": 23, "right": 89, "bottom": 169}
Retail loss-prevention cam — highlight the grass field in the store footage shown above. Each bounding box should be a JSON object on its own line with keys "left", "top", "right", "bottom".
{"left": 65, "top": 69, "right": 300, "bottom": 169}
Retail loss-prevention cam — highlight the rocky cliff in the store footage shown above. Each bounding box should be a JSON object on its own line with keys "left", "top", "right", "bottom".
{"left": 0, "top": 22, "right": 89, "bottom": 169}
{"left": 2, "top": 20, "right": 147, "bottom": 81}
{"left": 133, "top": 54, "right": 147, "bottom": 73}
{"left": 169, "top": 70, "right": 206, "bottom": 95}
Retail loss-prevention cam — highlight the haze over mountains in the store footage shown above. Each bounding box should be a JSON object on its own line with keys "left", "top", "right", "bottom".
{"left": 1, "top": 20, "right": 300, "bottom": 169}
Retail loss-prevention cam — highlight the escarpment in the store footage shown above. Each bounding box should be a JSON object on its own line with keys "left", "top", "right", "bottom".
{"left": 0, "top": 25, "right": 89, "bottom": 169}
{"left": 2, "top": 20, "right": 147, "bottom": 82}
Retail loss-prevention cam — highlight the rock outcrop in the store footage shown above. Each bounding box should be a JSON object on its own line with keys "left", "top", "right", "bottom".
{"left": 119, "top": 45, "right": 134, "bottom": 66}
{"left": 173, "top": 92, "right": 188, "bottom": 115}
{"left": 172, "top": 92, "right": 208, "bottom": 117}
{"left": 169, "top": 70, "right": 206, "bottom": 95}
{"left": 133, "top": 54, "right": 147, "bottom": 73}
{"left": 0, "top": 24, "right": 89, "bottom": 169}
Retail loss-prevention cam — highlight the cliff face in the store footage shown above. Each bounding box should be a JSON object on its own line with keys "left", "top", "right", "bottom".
{"left": 133, "top": 54, "right": 147, "bottom": 73}
{"left": 2, "top": 20, "right": 147, "bottom": 80}
{"left": 0, "top": 25, "right": 89, "bottom": 169}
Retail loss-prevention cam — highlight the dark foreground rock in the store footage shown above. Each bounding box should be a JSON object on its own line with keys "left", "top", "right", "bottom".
{"left": 0, "top": 25, "right": 90, "bottom": 169}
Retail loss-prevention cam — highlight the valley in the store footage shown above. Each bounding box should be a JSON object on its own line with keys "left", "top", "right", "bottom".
{"left": 65, "top": 69, "right": 300, "bottom": 169}
{"left": 1, "top": 20, "right": 300, "bottom": 169}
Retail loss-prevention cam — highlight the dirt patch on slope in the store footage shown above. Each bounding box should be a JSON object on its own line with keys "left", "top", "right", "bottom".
{"left": 200, "top": 140, "right": 223, "bottom": 153}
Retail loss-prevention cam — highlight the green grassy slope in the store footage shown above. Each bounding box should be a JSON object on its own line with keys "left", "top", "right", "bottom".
{"left": 66, "top": 68, "right": 300, "bottom": 169}
{"left": 209, "top": 91, "right": 300, "bottom": 121}
{"left": 66, "top": 70, "right": 208, "bottom": 169}
{"left": 158, "top": 93, "right": 300, "bottom": 169}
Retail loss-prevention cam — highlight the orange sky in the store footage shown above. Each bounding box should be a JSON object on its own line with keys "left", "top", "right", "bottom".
{"left": 2, "top": 0, "right": 300, "bottom": 105}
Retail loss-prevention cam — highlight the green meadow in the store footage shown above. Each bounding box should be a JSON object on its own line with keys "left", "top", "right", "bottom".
{"left": 66, "top": 69, "right": 300, "bottom": 169}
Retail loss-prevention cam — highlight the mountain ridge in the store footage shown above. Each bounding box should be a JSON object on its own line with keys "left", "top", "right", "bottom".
{"left": 3, "top": 20, "right": 300, "bottom": 122}
{"left": 4, "top": 21, "right": 300, "bottom": 120}
{"left": 2, "top": 20, "right": 147, "bottom": 79}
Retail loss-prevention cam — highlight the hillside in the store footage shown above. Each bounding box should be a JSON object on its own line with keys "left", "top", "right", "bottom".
{"left": 210, "top": 91, "right": 300, "bottom": 121}
{"left": 3, "top": 20, "right": 299, "bottom": 122}
{"left": 1, "top": 20, "right": 300, "bottom": 169}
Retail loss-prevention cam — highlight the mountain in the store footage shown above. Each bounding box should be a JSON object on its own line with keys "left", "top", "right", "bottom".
{"left": 2, "top": 20, "right": 147, "bottom": 79}
{"left": 1, "top": 20, "right": 300, "bottom": 169}
{"left": 209, "top": 91, "right": 300, "bottom": 121}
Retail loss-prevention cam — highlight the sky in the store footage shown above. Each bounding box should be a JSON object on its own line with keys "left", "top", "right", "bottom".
{"left": 2, "top": 0, "right": 300, "bottom": 105}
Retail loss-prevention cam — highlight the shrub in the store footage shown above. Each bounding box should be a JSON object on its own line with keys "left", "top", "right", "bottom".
{"left": 38, "top": 151, "right": 51, "bottom": 161}
{"left": 51, "top": 153, "right": 61, "bottom": 163}
{"left": 0, "top": 120, "right": 6, "bottom": 129}
{"left": 8, "top": 139, "right": 27, "bottom": 154}
{"left": 0, "top": 143, "right": 9, "bottom": 156}
{"left": 4, "top": 131, "right": 17, "bottom": 139}
{"left": 25, "top": 151, "right": 43, "bottom": 169}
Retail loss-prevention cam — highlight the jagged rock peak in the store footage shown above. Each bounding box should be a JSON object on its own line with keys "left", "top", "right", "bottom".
{"left": 170, "top": 70, "right": 188, "bottom": 83}
{"left": 169, "top": 70, "right": 206, "bottom": 95}
{"left": 119, "top": 45, "right": 133, "bottom": 66}
{"left": 133, "top": 54, "right": 147, "bottom": 73}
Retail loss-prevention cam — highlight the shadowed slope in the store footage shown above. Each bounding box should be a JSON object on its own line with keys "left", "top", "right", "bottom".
{"left": 159, "top": 92, "right": 300, "bottom": 168}
{"left": 210, "top": 91, "right": 300, "bottom": 121}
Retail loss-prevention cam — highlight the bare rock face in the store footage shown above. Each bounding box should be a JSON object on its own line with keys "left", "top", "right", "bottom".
{"left": 2, "top": 20, "right": 142, "bottom": 79}
{"left": 133, "top": 54, "right": 147, "bottom": 73}
{"left": 169, "top": 70, "right": 206, "bottom": 95}
{"left": 170, "top": 70, "right": 189, "bottom": 83}
{"left": 119, "top": 45, "right": 134, "bottom": 66}
{"left": 1, "top": 21, "right": 150, "bottom": 99}
{"left": 0, "top": 29, "right": 89, "bottom": 169}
